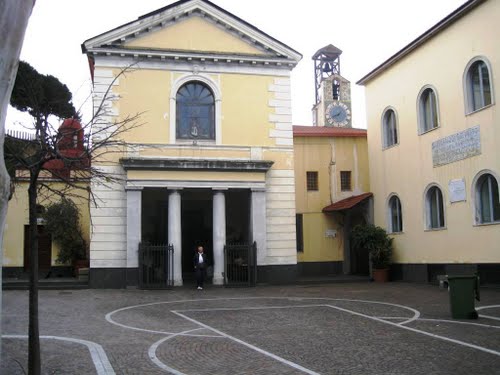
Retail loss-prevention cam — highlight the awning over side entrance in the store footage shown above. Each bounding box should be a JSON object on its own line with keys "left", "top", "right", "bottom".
{"left": 322, "top": 192, "right": 373, "bottom": 212}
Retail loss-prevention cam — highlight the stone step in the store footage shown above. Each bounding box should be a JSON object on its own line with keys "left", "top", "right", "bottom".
{"left": 2, "top": 280, "right": 89, "bottom": 290}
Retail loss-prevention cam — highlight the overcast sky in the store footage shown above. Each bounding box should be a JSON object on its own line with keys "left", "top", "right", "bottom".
{"left": 7, "top": 0, "right": 466, "bottom": 132}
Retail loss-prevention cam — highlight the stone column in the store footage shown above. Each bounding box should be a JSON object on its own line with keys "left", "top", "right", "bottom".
{"left": 126, "top": 188, "right": 142, "bottom": 269}
{"left": 168, "top": 189, "right": 183, "bottom": 286}
{"left": 251, "top": 188, "right": 267, "bottom": 265}
{"left": 212, "top": 189, "right": 226, "bottom": 285}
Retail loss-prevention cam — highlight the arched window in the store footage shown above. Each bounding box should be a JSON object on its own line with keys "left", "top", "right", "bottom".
{"left": 382, "top": 108, "right": 398, "bottom": 148}
{"left": 465, "top": 58, "right": 493, "bottom": 113}
{"left": 418, "top": 87, "right": 439, "bottom": 134}
{"left": 476, "top": 173, "right": 500, "bottom": 224}
{"left": 425, "top": 186, "right": 445, "bottom": 229}
{"left": 388, "top": 195, "right": 403, "bottom": 233}
{"left": 176, "top": 82, "right": 215, "bottom": 140}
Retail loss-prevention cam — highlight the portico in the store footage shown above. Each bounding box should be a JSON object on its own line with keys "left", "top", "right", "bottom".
{"left": 123, "top": 157, "right": 272, "bottom": 286}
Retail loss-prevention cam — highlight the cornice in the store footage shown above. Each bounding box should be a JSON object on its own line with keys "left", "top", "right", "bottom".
{"left": 87, "top": 47, "right": 298, "bottom": 69}
{"left": 121, "top": 157, "right": 274, "bottom": 172}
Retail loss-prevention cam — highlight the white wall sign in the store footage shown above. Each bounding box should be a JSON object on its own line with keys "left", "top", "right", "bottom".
{"left": 449, "top": 178, "right": 466, "bottom": 203}
{"left": 325, "top": 229, "right": 337, "bottom": 238}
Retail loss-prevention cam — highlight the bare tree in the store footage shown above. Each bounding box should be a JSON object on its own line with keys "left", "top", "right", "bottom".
{"left": 0, "top": 0, "right": 36, "bottom": 369}
{"left": 6, "top": 62, "right": 143, "bottom": 375}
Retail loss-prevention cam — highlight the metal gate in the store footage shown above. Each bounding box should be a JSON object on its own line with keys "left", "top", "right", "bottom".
{"left": 223, "top": 241, "right": 257, "bottom": 287}
{"left": 138, "top": 243, "right": 174, "bottom": 289}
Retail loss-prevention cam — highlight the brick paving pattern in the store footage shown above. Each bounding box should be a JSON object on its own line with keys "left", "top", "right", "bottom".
{"left": 2, "top": 283, "right": 500, "bottom": 374}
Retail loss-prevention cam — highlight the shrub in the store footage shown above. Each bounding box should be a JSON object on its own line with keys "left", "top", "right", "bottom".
{"left": 43, "top": 198, "right": 86, "bottom": 264}
{"left": 351, "top": 224, "right": 393, "bottom": 269}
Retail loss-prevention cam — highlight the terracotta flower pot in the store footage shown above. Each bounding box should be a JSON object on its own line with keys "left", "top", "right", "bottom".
{"left": 373, "top": 268, "right": 389, "bottom": 282}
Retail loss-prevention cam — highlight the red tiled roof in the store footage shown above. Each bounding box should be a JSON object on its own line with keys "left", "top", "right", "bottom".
{"left": 293, "top": 125, "right": 367, "bottom": 138}
{"left": 322, "top": 192, "right": 373, "bottom": 212}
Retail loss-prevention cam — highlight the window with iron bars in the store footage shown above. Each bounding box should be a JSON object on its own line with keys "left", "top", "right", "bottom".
{"left": 306, "top": 171, "right": 318, "bottom": 191}
{"left": 340, "top": 171, "right": 352, "bottom": 191}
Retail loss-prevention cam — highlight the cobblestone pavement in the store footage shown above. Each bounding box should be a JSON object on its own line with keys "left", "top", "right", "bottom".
{"left": 2, "top": 282, "right": 500, "bottom": 374}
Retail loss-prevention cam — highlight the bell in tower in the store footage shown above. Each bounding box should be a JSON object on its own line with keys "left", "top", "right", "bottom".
{"left": 312, "top": 44, "right": 352, "bottom": 128}
{"left": 313, "top": 44, "right": 342, "bottom": 105}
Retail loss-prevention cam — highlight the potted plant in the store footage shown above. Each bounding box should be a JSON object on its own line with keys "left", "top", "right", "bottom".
{"left": 351, "top": 224, "right": 393, "bottom": 282}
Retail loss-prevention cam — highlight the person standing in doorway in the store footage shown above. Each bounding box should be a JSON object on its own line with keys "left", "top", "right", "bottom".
{"left": 193, "top": 245, "right": 207, "bottom": 290}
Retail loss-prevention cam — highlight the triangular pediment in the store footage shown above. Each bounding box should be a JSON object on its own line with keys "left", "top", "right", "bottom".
{"left": 82, "top": 0, "right": 302, "bottom": 65}
{"left": 124, "top": 15, "right": 265, "bottom": 56}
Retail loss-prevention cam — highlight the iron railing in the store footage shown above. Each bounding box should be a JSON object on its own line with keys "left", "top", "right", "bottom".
{"left": 223, "top": 241, "right": 257, "bottom": 287}
{"left": 138, "top": 242, "right": 174, "bottom": 289}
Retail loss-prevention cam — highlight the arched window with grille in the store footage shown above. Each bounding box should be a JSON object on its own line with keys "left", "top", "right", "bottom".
{"left": 475, "top": 173, "right": 500, "bottom": 224}
{"left": 388, "top": 195, "right": 403, "bottom": 233}
{"left": 425, "top": 185, "right": 445, "bottom": 229}
{"left": 382, "top": 108, "right": 399, "bottom": 148}
{"left": 418, "top": 86, "right": 439, "bottom": 134}
{"left": 176, "top": 81, "right": 215, "bottom": 140}
{"left": 464, "top": 58, "right": 494, "bottom": 113}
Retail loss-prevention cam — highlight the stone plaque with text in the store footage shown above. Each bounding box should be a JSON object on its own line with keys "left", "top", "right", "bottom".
{"left": 432, "top": 126, "right": 481, "bottom": 167}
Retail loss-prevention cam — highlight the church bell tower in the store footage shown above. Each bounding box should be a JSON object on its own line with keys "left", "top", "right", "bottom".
{"left": 312, "top": 44, "right": 352, "bottom": 128}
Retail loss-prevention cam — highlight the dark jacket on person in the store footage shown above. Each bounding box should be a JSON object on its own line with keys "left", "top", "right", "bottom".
{"left": 193, "top": 252, "right": 208, "bottom": 269}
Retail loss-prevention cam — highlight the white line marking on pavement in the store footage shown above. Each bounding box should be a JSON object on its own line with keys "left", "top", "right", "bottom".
{"left": 106, "top": 296, "right": 420, "bottom": 331}
{"left": 171, "top": 310, "right": 321, "bottom": 375}
{"left": 475, "top": 305, "right": 500, "bottom": 322}
{"left": 479, "top": 314, "right": 500, "bottom": 322}
{"left": 105, "top": 302, "right": 223, "bottom": 337}
{"left": 148, "top": 328, "right": 204, "bottom": 375}
{"left": 3, "top": 334, "right": 115, "bottom": 375}
{"left": 164, "top": 298, "right": 420, "bottom": 325}
{"left": 324, "top": 304, "right": 500, "bottom": 357}
{"left": 377, "top": 316, "right": 411, "bottom": 320}
{"left": 417, "top": 318, "right": 500, "bottom": 329}
{"left": 477, "top": 305, "right": 500, "bottom": 311}
{"left": 174, "top": 303, "right": 328, "bottom": 312}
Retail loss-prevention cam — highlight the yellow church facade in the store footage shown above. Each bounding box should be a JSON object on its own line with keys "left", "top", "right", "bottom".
{"left": 82, "top": 0, "right": 302, "bottom": 287}
{"left": 358, "top": 0, "right": 500, "bottom": 283}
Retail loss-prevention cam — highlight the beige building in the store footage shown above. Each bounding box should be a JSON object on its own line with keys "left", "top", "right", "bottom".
{"left": 81, "top": 0, "right": 302, "bottom": 287}
{"left": 358, "top": 0, "right": 500, "bottom": 283}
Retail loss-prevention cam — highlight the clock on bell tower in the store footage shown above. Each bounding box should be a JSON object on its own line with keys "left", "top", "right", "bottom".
{"left": 312, "top": 44, "right": 352, "bottom": 128}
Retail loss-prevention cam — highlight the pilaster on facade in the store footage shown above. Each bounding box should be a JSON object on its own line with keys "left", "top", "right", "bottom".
{"left": 268, "top": 77, "right": 293, "bottom": 147}
{"left": 90, "top": 165, "right": 127, "bottom": 269}
{"left": 251, "top": 188, "right": 267, "bottom": 265}
{"left": 126, "top": 188, "right": 142, "bottom": 268}
{"left": 93, "top": 68, "right": 120, "bottom": 109}
{"left": 92, "top": 67, "right": 120, "bottom": 143}
{"left": 264, "top": 169, "right": 297, "bottom": 265}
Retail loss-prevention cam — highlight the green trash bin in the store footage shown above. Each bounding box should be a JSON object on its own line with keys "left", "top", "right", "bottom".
{"left": 447, "top": 274, "right": 480, "bottom": 319}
